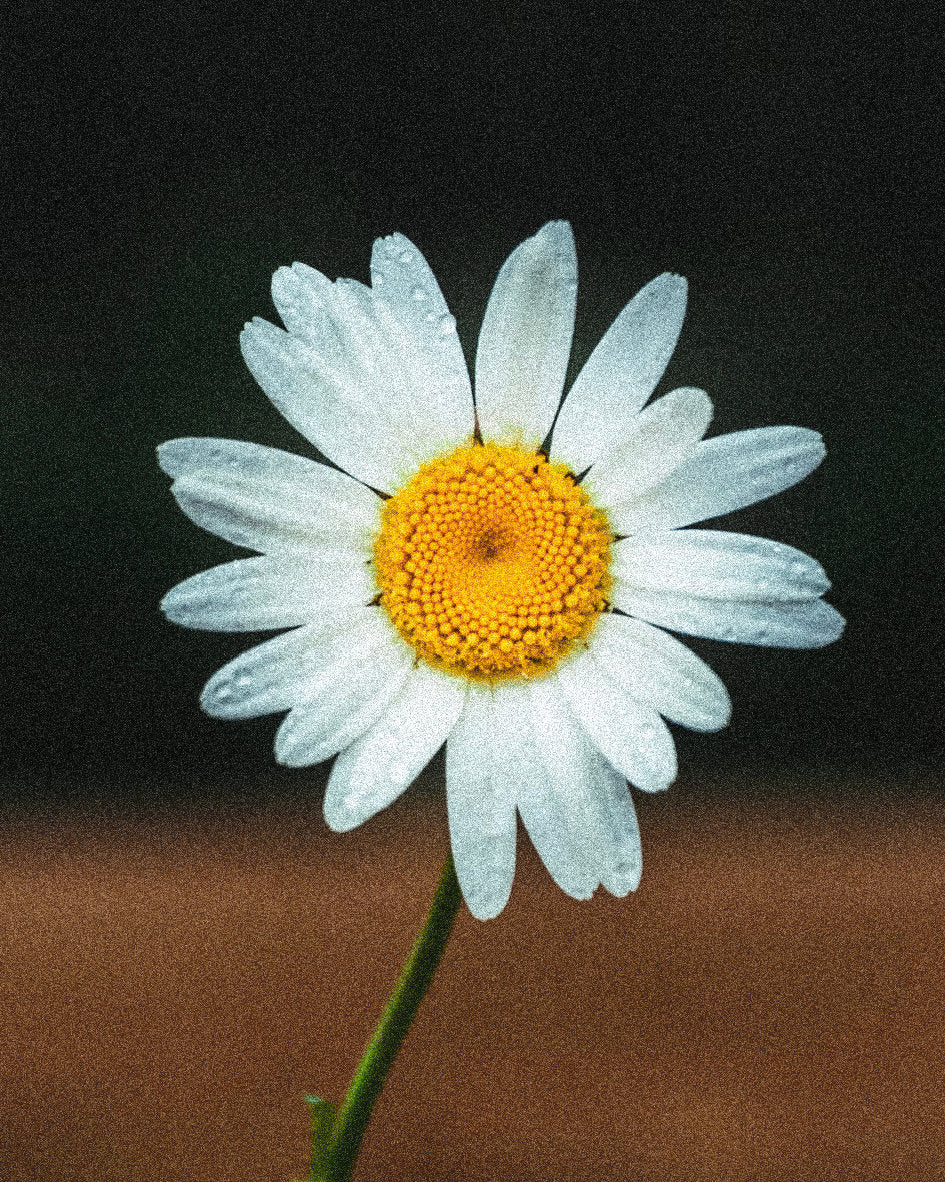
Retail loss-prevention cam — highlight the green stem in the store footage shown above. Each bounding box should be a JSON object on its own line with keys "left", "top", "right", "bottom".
{"left": 317, "top": 849, "right": 462, "bottom": 1182}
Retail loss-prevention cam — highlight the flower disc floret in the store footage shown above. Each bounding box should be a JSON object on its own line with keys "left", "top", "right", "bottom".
{"left": 374, "top": 442, "right": 612, "bottom": 678}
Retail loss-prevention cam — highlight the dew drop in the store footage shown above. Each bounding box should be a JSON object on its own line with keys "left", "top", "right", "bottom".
{"left": 411, "top": 285, "right": 428, "bottom": 302}
{"left": 398, "top": 248, "right": 413, "bottom": 263}
{"left": 215, "top": 681, "right": 233, "bottom": 700}
{"left": 235, "top": 673, "right": 252, "bottom": 688}
{"left": 423, "top": 310, "right": 437, "bottom": 323}
{"left": 437, "top": 313, "right": 457, "bottom": 336}
{"left": 373, "top": 271, "right": 385, "bottom": 287}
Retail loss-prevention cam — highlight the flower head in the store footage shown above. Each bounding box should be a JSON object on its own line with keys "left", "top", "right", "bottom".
{"left": 159, "top": 222, "right": 843, "bottom": 919}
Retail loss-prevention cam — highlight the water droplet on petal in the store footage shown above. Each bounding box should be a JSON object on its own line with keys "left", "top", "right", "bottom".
{"left": 373, "top": 271, "right": 385, "bottom": 287}
{"left": 423, "top": 310, "right": 436, "bottom": 323}
{"left": 398, "top": 248, "right": 413, "bottom": 263}
{"left": 437, "top": 313, "right": 457, "bottom": 336}
{"left": 235, "top": 673, "right": 251, "bottom": 688}
{"left": 411, "top": 285, "right": 428, "bottom": 302}
{"left": 215, "top": 681, "right": 233, "bottom": 700}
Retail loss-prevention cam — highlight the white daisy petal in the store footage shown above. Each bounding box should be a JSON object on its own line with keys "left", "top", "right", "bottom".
{"left": 588, "top": 614, "right": 731, "bottom": 732}
{"left": 595, "top": 772, "right": 643, "bottom": 895}
{"left": 609, "top": 587, "right": 846, "bottom": 648}
{"left": 551, "top": 272, "right": 688, "bottom": 473}
{"left": 328, "top": 274, "right": 473, "bottom": 468}
{"left": 556, "top": 650, "right": 678, "bottom": 792}
{"left": 582, "top": 387, "right": 713, "bottom": 508}
{"left": 612, "top": 530, "right": 831, "bottom": 602}
{"left": 267, "top": 249, "right": 475, "bottom": 483}
{"left": 369, "top": 232, "right": 475, "bottom": 455}
{"left": 488, "top": 682, "right": 598, "bottom": 900}
{"left": 158, "top": 437, "right": 382, "bottom": 554}
{"left": 200, "top": 606, "right": 388, "bottom": 720}
{"left": 161, "top": 555, "right": 375, "bottom": 632}
{"left": 475, "top": 221, "right": 577, "bottom": 449}
{"left": 275, "top": 636, "right": 414, "bottom": 767}
{"left": 579, "top": 757, "right": 643, "bottom": 898}
{"left": 269, "top": 261, "right": 340, "bottom": 352}
{"left": 323, "top": 664, "right": 467, "bottom": 833}
{"left": 445, "top": 683, "right": 517, "bottom": 920}
{"left": 239, "top": 315, "right": 424, "bottom": 494}
{"left": 525, "top": 678, "right": 645, "bottom": 896}
{"left": 607, "top": 426, "right": 826, "bottom": 533}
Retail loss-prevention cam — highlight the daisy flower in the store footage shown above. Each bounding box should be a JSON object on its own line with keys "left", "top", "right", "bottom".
{"left": 158, "top": 221, "right": 843, "bottom": 920}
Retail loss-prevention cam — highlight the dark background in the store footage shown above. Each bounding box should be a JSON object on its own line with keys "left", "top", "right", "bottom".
{"left": 2, "top": 1, "right": 943, "bottom": 811}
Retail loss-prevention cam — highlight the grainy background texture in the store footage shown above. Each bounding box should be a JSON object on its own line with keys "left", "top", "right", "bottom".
{"left": 2, "top": 2, "right": 943, "bottom": 1179}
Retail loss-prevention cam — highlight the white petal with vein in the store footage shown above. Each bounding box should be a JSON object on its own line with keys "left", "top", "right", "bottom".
{"left": 525, "top": 678, "right": 644, "bottom": 896}
{"left": 491, "top": 681, "right": 599, "bottom": 899}
{"left": 582, "top": 387, "right": 713, "bottom": 507}
{"left": 239, "top": 314, "right": 420, "bottom": 494}
{"left": 275, "top": 637, "right": 414, "bottom": 767}
{"left": 445, "top": 683, "right": 517, "bottom": 920}
{"left": 475, "top": 221, "right": 577, "bottom": 449}
{"left": 610, "top": 587, "right": 846, "bottom": 648}
{"left": 266, "top": 245, "right": 475, "bottom": 483}
{"left": 369, "top": 232, "right": 474, "bottom": 453}
{"left": 161, "top": 555, "right": 375, "bottom": 632}
{"left": 323, "top": 664, "right": 467, "bottom": 832}
{"left": 556, "top": 651, "right": 677, "bottom": 791}
{"left": 158, "top": 437, "right": 381, "bottom": 553}
{"left": 552, "top": 272, "right": 688, "bottom": 473}
{"left": 612, "top": 530, "right": 831, "bottom": 602}
{"left": 607, "top": 426, "right": 826, "bottom": 533}
{"left": 588, "top": 614, "right": 731, "bottom": 732}
{"left": 200, "top": 607, "right": 388, "bottom": 719}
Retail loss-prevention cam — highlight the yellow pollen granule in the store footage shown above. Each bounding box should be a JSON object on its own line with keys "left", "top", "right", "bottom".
{"left": 373, "top": 442, "right": 612, "bottom": 679}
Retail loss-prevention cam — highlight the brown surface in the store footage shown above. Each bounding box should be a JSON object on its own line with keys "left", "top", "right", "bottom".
{"left": 1, "top": 783, "right": 943, "bottom": 1181}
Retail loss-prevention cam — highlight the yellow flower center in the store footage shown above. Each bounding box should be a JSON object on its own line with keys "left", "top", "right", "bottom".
{"left": 373, "top": 442, "right": 612, "bottom": 679}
